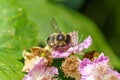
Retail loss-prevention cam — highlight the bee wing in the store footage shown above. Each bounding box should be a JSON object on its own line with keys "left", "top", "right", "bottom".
{"left": 69, "top": 31, "right": 78, "bottom": 46}
{"left": 50, "top": 18, "right": 61, "bottom": 32}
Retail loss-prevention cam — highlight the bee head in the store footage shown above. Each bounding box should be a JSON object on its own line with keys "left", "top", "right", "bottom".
{"left": 56, "top": 33, "right": 65, "bottom": 41}
{"left": 46, "top": 32, "right": 71, "bottom": 49}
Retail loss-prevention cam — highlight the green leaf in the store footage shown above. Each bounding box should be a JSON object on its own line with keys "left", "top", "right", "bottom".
{"left": 0, "top": 0, "right": 120, "bottom": 80}
{"left": 0, "top": 0, "right": 38, "bottom": 80}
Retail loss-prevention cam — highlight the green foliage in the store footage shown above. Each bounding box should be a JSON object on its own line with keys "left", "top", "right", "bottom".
{"left": 80, "top": 0, "right": 120, "bottom": 59}
{"left": 0, "top": 0, "right": 119, "bottom": 80}
{"left": 0, "top": 0, "right": 38, "bottom": 79}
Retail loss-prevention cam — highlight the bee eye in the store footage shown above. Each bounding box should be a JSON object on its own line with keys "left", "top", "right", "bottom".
{"left": 56, "top": 34, "right": 65, "bottom": 41}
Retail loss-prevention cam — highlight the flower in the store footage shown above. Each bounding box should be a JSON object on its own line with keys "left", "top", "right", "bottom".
{"left": 22, "top": 47, "right": 53, "bottom": 72}
{"left": 52, "top": 31, "right": 92, "bottom": 58}
{"left": 61, "top": 55, "right": 81, "bottom": 80}
{"left": 22, "top": 50, "right": 42, "bottom": 72}
{"left": 79, "top": 53, "right": 120, "bottom": 80}
{"left": 23, "top": 58, "right": 59, "bottom": 80}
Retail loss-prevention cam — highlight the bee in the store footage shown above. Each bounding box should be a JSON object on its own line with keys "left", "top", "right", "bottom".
{"left": 46, "top": 18, "right": 71, "bottom": 50}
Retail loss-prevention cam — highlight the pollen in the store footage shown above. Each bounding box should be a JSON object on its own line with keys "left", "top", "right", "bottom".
{"left": 61, "top": 55, "right": 81, "bottom": 80}
{"left": 40, "top": 52, "right": 46, "bottom": 57}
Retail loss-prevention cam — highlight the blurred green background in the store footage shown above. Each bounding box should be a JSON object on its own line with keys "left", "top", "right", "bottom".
{"left": 55, "top": 0, "right": 120, "bottom": 58}
{"left": 0, "top": 0, "right": 120, "bottom": 80}
{"left": 78, "top": 0, "right": 120, "bottom": 58}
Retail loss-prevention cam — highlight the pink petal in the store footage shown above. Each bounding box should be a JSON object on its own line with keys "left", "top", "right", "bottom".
{"left": 23, "top": 58, "right": 58, "bottom": 80}
{"left": 79, "top": 36, "right": 92, "bottom": 50}
{"left": 79, "top": 58, "right": 93, "bottom": 75}
{"left": 52, "top": 50, "right": 71, "bottom": 58}
{"left": 94, "top": 53, "right": 109, "bottom": 63}
{"left": 68, "top": 36, "right": 92, "bottom": 53}
{"left": 30, "top": 58, "right": 47, "bottom": 71}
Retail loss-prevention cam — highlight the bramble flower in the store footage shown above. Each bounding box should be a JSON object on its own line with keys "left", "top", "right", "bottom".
{"left": 22, "top": 50, "right": 42, "bottom": 72}
{"left": 52, "top": 31, "right": 92, "bottom": 58}
{"left": 23, "top": 58, "right": 59, "bottom": 80}
{"left": 79, "top": 53, "right": 120, "bottom": 80}
{"left": 22, "top": 47, "right": 53, "bottom": 72}
{"left": 61, "top": 55, "right": 81, "bottom": 80}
